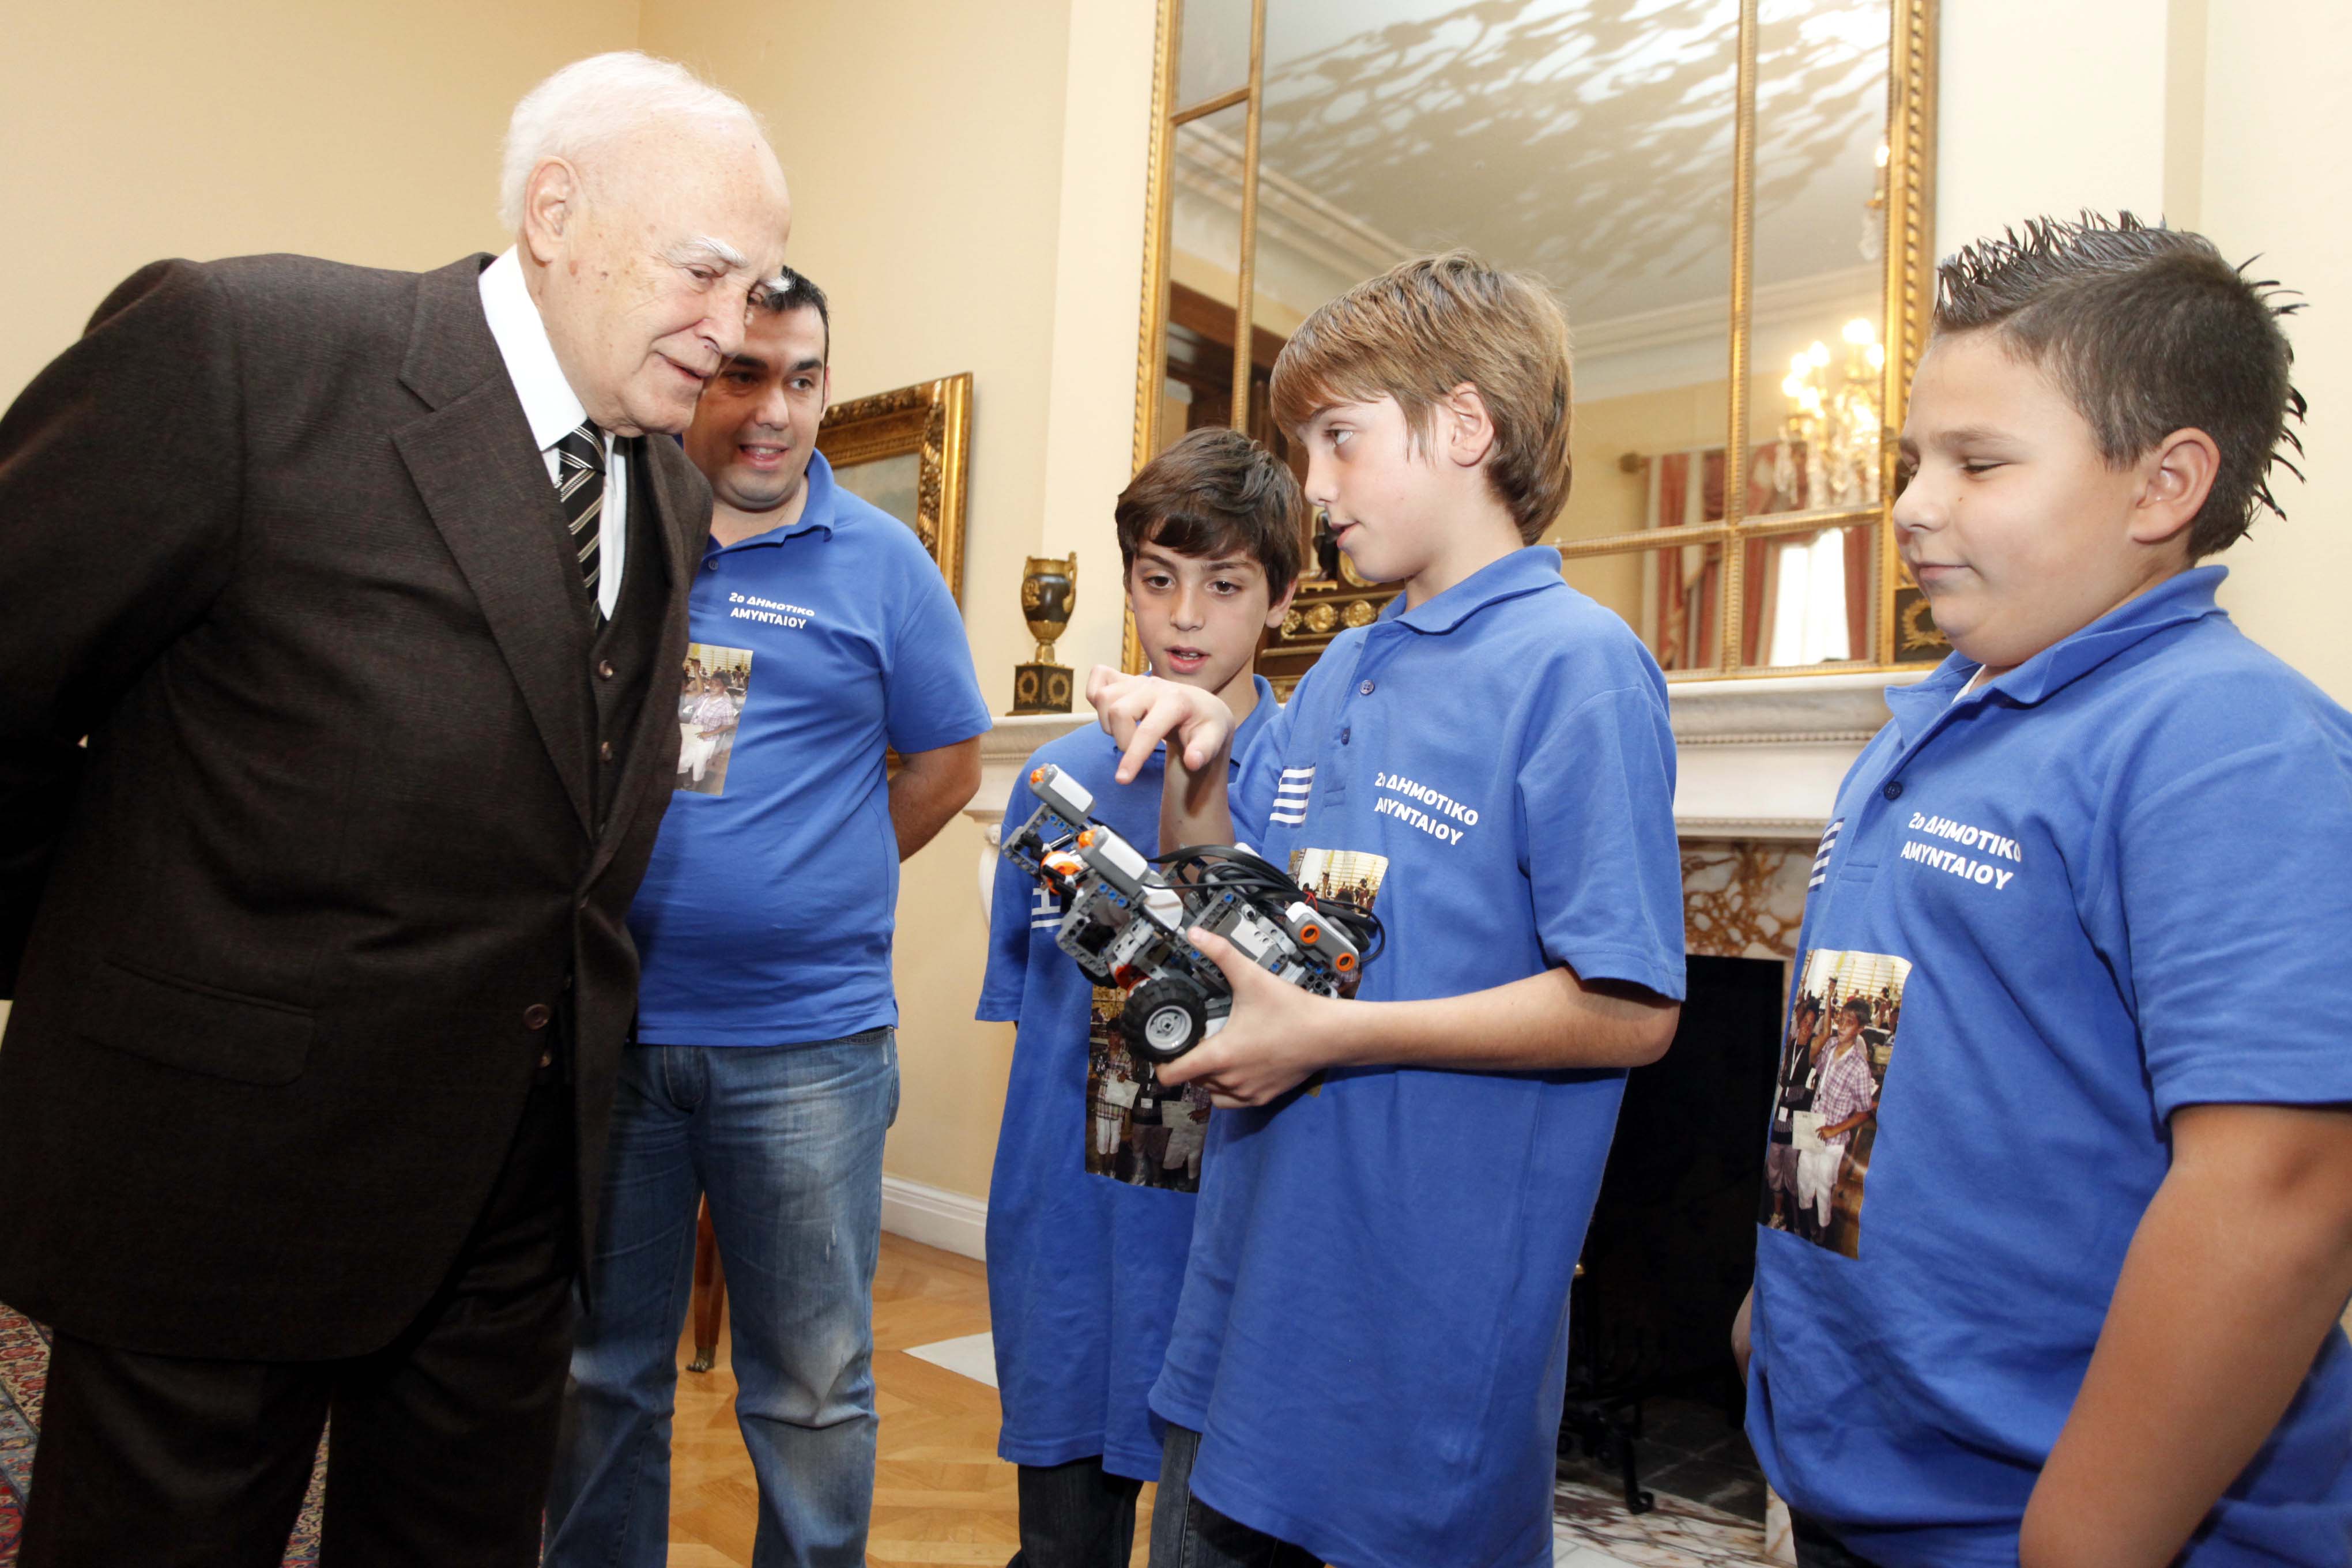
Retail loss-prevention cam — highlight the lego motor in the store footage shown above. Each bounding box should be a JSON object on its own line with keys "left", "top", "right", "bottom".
{"left": 999, "top": 763, "right": 1384, "bottom": 1063}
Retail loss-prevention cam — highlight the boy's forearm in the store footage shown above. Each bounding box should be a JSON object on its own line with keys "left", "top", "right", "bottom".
{"left": 2021, "top": 1103, "right": 2352, "bottom": 1568}
{"left": 1159, "top": 748, "right": 1234, "bottom": 854}
{"left": 1328, "top": 966, "right": 1677, "bottom": 1072}
{"left": 1162, "top": 947, "right": 1676, "bottom": 1105}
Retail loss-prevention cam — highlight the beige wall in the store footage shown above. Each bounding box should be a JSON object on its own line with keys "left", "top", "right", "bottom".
{"left": 2193, "top": 0, "right": 2352, "bottom": 704}
{"left": 638, "top": 0, "right": 1076, "bottom": 719}
{"left": 0, "top": 0, "right": 642, "bottom": 401}
{"left": 1937, "top": 0, "right": 2352, "bottom": 702}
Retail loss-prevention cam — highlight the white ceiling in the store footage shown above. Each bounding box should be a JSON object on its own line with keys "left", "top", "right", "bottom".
{"left": 1177, "top": 0, "right": 1891, "bottom": 330}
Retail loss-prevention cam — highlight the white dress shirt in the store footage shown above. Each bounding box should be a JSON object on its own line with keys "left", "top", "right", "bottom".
{"left": 477, "top": 247, "right": 627, "bottom": 617}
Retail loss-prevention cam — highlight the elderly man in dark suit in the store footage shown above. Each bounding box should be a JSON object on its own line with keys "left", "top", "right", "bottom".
{"left": 0, "top": 50, "right": 790, "bottom": 1567}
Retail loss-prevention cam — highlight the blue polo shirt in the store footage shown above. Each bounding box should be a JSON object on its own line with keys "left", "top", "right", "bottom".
{"left": 1747, "top": 567, "right": 2352, "bottom": 1567}
{"left": 1150, "top": 547, "right": 1687, "bottom": 1568}
{"left": 630, "top": 451, "right": 991, "bottom": 1046}
{"left": 978, "top": 677, "right": 1276, "bottom": 1482}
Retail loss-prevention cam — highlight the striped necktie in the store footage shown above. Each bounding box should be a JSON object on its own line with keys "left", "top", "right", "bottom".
{"left": 553, "top": 421, "right": 606, "bottom": 610}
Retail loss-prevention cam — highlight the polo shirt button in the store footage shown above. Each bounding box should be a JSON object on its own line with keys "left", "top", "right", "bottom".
{"left": 1359, "top": 680, "right": 1376, "bottom": 695}
{"left": 1883, "top": 780, "right": 1904, "bottom": 800}
{"left": 538, "top": 1049, "right": 554, "bottom": 1069}
{"left": 1340, "top": 726, "right": 1351, "bottom": 744}
{"left": 598, "top": 659, "right": 615, "bottom": 680}
{"left": 523, "top": 1003, "right": 552, "bottom": 1030}
{"left": 599, "top": 740, "right": 615, "bottom": 762}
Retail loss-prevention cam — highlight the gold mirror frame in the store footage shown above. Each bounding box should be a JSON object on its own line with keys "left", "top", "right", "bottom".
{"left": 1123, "top": 0, "right": 1941, "bottom": 680}
{"left": 815, "top": 371, "right": 974, "bottom": 605}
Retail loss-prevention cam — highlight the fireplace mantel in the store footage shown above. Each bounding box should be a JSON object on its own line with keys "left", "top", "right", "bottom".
{"left": 1665, "top": 670, "right": 1924, "bottom": 842}
{"left": 958, "top": 669, "right": 1926, "bottom": 916}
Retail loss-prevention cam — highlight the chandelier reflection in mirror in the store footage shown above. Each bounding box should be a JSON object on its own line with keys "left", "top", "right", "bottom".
{"left": 1775, "top": 318, "right": 1884, "bottom": 513}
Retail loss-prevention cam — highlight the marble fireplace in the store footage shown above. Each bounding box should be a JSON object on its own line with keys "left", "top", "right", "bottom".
{"left": 960, "top": 670, "right": 1923, "bottom": 972}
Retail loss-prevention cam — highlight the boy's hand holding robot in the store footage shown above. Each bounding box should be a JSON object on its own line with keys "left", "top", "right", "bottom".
{"left": 1160, "top": 926, "right": 1354, "bottom": 1106}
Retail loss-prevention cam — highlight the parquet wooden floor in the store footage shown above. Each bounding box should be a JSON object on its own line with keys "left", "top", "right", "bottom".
{"left": 665, "top": 1234, "right": 1154, "bottom": 1567}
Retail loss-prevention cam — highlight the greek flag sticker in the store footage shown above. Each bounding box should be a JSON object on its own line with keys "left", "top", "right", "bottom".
{"left": 1810, "top": 817, "right": 1843, "bottom": 889}
{"left": 1270, "top": 765, "right": 1314, "bottom": 827}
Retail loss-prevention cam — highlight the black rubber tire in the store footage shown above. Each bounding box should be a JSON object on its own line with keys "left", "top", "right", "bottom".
{"left": 1122, "top": 974, "right": 1209, "bottom": 1064}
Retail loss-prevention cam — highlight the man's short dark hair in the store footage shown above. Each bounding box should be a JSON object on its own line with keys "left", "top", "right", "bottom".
{"left": 1933, "top": 212, "right": 2305, "bottom": 557}
{"left": 754, "top": 264, "right": 830, "bottom": 362}
{"left": 1841, "top": 997, "right": 1872, "bottom": 1022}
{"left": 1115, "top": 427, "right": 1305, "bottom": 601}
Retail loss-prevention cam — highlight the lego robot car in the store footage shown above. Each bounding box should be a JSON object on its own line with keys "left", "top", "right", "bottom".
{"left": 999, "top": 763, "right": 1384, "bottom": 1063}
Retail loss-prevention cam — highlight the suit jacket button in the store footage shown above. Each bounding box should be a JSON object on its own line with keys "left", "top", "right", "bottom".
{"left": 598, "top": 740, "right": 615, "bottom": 762}
{"left": 598, "top": 659, "right": 616, "bottom": 680}
{"left": 523, "top": 1003, "right": 552, "bottom": 1030}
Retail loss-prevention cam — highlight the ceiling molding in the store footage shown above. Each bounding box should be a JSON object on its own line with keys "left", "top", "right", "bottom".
{"left": 1574, "top": 265, "right": 1882, "bottom": 361}
{"left": 1175, "top": 119, "right": 1415, "bottom": 286}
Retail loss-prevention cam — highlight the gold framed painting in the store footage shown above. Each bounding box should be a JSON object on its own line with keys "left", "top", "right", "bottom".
{"left": 815, "top": 371, "right": 974, "bottom": 604}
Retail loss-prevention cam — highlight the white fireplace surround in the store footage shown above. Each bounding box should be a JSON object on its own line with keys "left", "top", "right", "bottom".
{"left": 959, "top": 670, "right": 1927, "bottom": 914}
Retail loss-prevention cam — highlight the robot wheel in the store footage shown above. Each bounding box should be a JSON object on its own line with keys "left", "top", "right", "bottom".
{"left": 1122, "top": 973, "right": 1210, "bottom": 1064}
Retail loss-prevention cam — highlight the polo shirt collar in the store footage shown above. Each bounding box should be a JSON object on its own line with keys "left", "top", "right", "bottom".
{"left": 1885, "top": 565, "right": 2229, "bottom": 742}
{"left": 707, "top": 450, "right": 842, "bottom": 553}
{"left": 477, "top": 247, "right": 590, "bottom": 456}
{"left": 1105, "top": 673, "right": 1278, "bottom": 766}
{"left": 1378, "top": 545, "right": 1565, "bottom": 634}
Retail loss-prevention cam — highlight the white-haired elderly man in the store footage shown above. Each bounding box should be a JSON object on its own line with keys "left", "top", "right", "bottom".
{"left": 0, "top": 51, "right": 789, "bottom": 1566}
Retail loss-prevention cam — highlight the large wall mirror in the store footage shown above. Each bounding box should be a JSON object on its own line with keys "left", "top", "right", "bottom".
{"left": 1126, "top": 0, "right": 1942, "bottom": 688}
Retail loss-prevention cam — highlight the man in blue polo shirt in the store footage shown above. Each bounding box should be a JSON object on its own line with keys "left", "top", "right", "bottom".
{"left": 546, "top": 267, "right": 991, "bottom": 1568}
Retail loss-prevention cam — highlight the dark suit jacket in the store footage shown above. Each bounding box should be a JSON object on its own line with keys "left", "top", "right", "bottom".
{"left": 0, "top": 254, "right": 708, "bottom": 1359}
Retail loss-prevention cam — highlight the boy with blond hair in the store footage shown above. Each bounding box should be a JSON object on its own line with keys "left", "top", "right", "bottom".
{"left": 1741, "top": 214, "right": 2352, "bottom": 1568}
{"left": 1090, "top": 253, "right": 1687, "bottom": 1568}
{"left": 982, "top": 426, "right": 1301, "bottom": 1568}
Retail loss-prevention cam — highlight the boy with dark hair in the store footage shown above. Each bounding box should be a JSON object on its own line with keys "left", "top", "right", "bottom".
{"left": 1088, "top": 251, "right": 1687, "bottom": 1568}
{"left": 1740, "top": 213, "right": 2352, "bottom": 1567}
{"left": 980, "top": 425, "right": 1302, "bottom": 1567}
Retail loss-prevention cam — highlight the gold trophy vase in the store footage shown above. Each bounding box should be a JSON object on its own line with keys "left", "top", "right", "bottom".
{"left": 1013, "top": 552, "right": 1077, "bottom": 714}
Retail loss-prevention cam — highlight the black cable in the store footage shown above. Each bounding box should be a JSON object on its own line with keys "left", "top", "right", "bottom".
{"left": 1149, "top": 845, "right": 1385, "bottom": 969}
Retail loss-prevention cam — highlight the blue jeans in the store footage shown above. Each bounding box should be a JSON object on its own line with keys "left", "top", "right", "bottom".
{"left": 1010, "top": 1457, "right": 1143, "bottom": 1568}
{"left": 544, "top": 1028, "right": 900, "bottom": 1568}
{"left": 1149, "top": 1426, "right": 1321, "bottom": 1568}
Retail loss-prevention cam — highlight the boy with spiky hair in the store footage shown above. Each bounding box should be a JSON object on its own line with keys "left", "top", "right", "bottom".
{"left": 981, "top": 426, "right": 1301, "bottom": 1568}
{"left": 1739, "top": 214, "right": 2352, "bottom": 1567}
{"left": 1089, "top": 252, "right": 1687, "bottom": 1568}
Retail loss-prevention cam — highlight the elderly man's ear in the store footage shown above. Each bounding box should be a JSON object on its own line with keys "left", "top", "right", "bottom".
{"left": 521, "top": 159, "right": 583, "bottom": 265}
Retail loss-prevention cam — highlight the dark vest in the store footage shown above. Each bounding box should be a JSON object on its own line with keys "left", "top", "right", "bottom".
{"left": 587, "top": 439, "right": 666, "bottom": 834}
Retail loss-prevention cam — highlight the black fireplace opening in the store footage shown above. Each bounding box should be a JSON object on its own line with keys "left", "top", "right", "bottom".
{"left": 1561, "top": 952, "right": 1784, "bottom": 1516}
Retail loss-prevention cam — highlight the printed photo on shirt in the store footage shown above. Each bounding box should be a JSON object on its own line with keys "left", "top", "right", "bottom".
{"left": 1762, "top": 947, "right": 1907, "bottom": 1258}
{"left": 1287, "top": 847, "right": 1390, "bottom": 913}
{"left": 1085, "top": 983, "right": 1211, "bottom": 1193}
{"left": 676, "top": 642, "right": 752, "bottom": 797}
